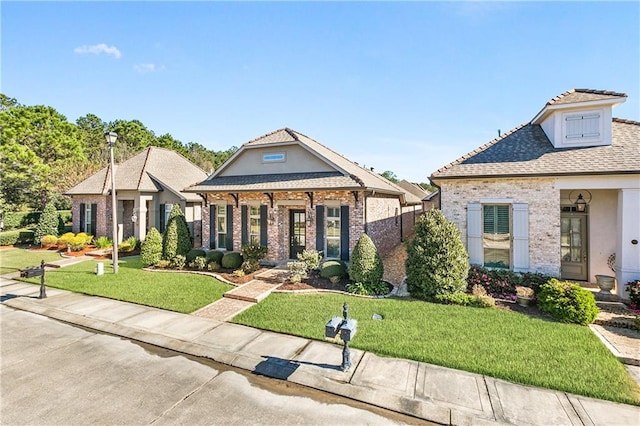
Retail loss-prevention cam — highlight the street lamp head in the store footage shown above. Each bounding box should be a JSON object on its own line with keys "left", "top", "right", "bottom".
{"left": 105, "top": 131, "right": 118, "bottom": 147}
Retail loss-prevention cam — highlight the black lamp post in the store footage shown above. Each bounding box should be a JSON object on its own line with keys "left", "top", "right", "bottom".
{"left": 105, "top": 131, "right": 119, "bottom": 274}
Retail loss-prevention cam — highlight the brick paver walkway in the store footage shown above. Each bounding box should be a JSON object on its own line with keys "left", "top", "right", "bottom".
{"left": 193, "top": 298, "right": 255, "bottom": 321}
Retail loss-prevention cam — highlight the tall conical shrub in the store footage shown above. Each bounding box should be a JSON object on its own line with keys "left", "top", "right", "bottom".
{"left": 34, "top": 203, "right": 59, "bottom": 244}
{"left": 141, "top": 227, "right": 163, "bottom": 266}
{"left": 162, "top": 204, "right": 192, "bottom": 260}
{"left": 349, "top": 233, "right": 383, "bottom": 285}
{"left": 405, "top": 209, "right": 469, "bottom": 300}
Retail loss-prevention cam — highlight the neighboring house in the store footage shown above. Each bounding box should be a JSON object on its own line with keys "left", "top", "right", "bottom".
{"left": 186, "top": 128, "right": 423, "bottom": 262}
{"left": 66, "top": 147, "right": 208, "bottom": 246}
{"left": 422, "top": 189, "right": 440, "bottom": 211}
{"left": 431, "top": 89, "right": 640, "bottom": 300}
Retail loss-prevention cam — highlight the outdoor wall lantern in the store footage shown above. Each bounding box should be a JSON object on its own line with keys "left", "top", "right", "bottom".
{"left": 569, "top": 190, "right": 592, "bottom": 212}
{"left": 131, "top": 211, "right": 138, "bottom": 223}
{"left": 105, "top": 131, "right": 119, "bottom": 274}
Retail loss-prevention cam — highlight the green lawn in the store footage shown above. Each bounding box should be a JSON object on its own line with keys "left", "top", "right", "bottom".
{"left": 0, "top": 247, "right": 63, "bottom": 275}
{"left": 17, "top": 256, "right": 233, "bottom": 313}
{"left": 233, "top": 293, "right": 640, "bottom": 405}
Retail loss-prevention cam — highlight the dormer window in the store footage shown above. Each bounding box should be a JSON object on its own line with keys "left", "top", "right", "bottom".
{"left": 561, "top": 109, "right": 604, "bottom": 145}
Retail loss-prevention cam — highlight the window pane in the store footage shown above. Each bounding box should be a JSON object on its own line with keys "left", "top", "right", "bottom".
{"left": 327, "top": 219, "right": 340, "bottom": 237}
{"left": 326, "top": 239, "right": 340, "bottom": 258}
{"left": 483, "top": 205, "right": 510, "bottom": 269}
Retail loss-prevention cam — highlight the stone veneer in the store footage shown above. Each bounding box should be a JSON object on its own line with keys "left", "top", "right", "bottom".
{"left": 439, "top": 177, "right": 560, "bottom": 276}
{"left": 201, "top": 190, "right": 412, "bottom": 262}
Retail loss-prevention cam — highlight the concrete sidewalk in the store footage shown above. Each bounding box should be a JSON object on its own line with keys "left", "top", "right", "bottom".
{"left": 2, "top": 278, "right": 639, "bottom": 425}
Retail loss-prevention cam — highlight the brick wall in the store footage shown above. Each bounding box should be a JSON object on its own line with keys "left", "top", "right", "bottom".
{"left": 71, "top": 196, "right": 108, "bottom": 237}
{"left": 439, "top": 178, "right": 560, "bottom": 276}
{"left": 365, "top": 195, "right": 403, "bottom": 257}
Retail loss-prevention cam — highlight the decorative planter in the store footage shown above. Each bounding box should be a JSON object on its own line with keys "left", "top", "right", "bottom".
{"left": 516, "top": 296, "right": 532, "bottom": 307}
{"left": 595, "top": 275, "right": 615, "bottom": 293}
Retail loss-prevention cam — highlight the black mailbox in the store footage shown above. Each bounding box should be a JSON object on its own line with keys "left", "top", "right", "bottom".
{"left": 340, "top": 319, "right": 357, "bottom": 342}
{"left": 20, "top": 267, "right": 44, "bottom": 278}
{"left": 325, "top": 317, "right": 342, "bottom": 339}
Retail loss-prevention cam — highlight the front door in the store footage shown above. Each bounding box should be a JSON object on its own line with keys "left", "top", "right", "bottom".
{"left": 289, "top": 209, "right": 306, "bottom": 259}
{"left": 560, "top": 212, "right": 588, "bottom": 281}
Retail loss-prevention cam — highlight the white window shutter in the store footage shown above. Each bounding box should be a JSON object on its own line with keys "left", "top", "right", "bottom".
{"left": 512, "top": 203, "right": 529, "bottom": 272}
{"left": 467, "top": 203, "right": 483, "bottom": 265}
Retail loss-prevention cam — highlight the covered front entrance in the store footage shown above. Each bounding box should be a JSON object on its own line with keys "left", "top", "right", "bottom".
{"left": 289, "top": 209, "right": 306, "bottom": 259}
{"left": 560, "top": 209, "right": 588, "bottom": 281}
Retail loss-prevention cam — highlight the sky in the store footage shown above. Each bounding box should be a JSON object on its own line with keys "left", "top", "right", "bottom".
{"left": 2, "top": 1, "right": 639, "bottom": 183}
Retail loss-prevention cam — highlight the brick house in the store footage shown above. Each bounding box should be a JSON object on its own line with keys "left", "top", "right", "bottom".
{"left": 430, "top": 89, "right": 640, "bottom": 300}
{"left": 66, "top": 147, "right": 208, "bottom": 246}
{"left": 186, "top": 128, "right": 423, "bottom": 263}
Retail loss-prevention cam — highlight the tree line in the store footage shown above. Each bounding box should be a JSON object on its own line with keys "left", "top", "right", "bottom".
{"left": 0, "top": 94, "right": 237, "bottom": 213}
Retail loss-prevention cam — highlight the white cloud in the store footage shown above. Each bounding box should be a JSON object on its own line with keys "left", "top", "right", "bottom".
{"left": 74, "top": 43, "right": 121, "bottom": 59}
{"left": 133, "top": 63, "right": 164, "bottom": 73}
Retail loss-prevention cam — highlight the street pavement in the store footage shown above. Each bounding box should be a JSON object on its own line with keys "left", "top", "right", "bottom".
{"left": 1, "top": 306, "right": 424, "bottom": 425}
{"left": 2, "top": 277, "right": 640, "bottom": 425}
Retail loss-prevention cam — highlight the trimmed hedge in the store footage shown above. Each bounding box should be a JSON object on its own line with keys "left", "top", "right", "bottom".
{"left": 320, "top": 260, "right": 347, "bottom": 279}
{"left": 221, "top": 252, "right": 243, "bottom": 270}
{"left": 206, "top": 250, "right": 224, "bottom": 264}
{"left": 186, "top": 249, "right": 207, "bottom": 263}
{"left": 0, "top": 229, "right": 35, "bottom": 246}
{"left": 537, "top": 279, "right": 599, "bottom": 325}
{"left": 3, "top": 210, "right": 71, "bottom": 231}
{"left": 141, "top": 228, "right": 163, "bottom": 267}
{"left": 349, "top": 234, "right": 383, "bottom": 286}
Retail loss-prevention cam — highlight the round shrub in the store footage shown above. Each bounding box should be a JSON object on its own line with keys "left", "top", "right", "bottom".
{"left": 537, "top": 279, "right": 599, "bottom": 325}
{"left": 186, "top": 249, "right": 207, "bottom": 263}
{"left": 320, "top": 260, "right": 347, "bottom": 279}
{"left": 57, "top": 232, "right": 75, "bottom": 249}
{"left": 40, "top": 235, "right": 58, "bottom": 248}
{"left": 162, "top": 203, "right": 192, "bottom": 260}
{"left": 76, "top": 232, "right": 93, "bottom": 245}
{"left": 241, "top": 242, "right": 267, "bottom": 263}
{"left": 405, "top": 209, "right": 469, "bottom": 300}
{"left": 140, "top": 228, "right": 163, "bottom": 267}
{"left": 190, "top": 256, "right": 208, "bottom": 271}
{"left": 221, "top": 252, "right": 243, "bottom": 269}
{"left": 34, "top": 203, "right": 59, "bottom": 244}
{"left": 349, "top": 234, "right": 383, "bottom": 286}
{"left": 206, "top": 250, "right": 224, "bottom": 264}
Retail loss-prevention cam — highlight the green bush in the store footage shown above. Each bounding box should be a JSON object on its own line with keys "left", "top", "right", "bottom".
{"left": 349, "top": 234, "right": 383, "bottom": 286}
{"left": 69, "top": 235, "right": 88, "bottom": 251}
{"left": 57, "top": 232, "right": 75, "bottom": 249}
{"left": 162, "top": 204, "right": 192, "bottom": 260}
{"left": 406, "top": 209, "right": 469, "bottom": 300}
{"left": 76, "top": 232, "right": 94, "bottom": 245}
{"left": 346, "top": 281, "right": 390, "bottom": 296}
{"left": 190, "top": 256, "right": 208, "bottom": 271}
{"left": 207, "top": 261, "right": 221, "bottom": 271}
{"left": 221, "top": 252, "right": 243, "bottom": 269}
{"left": 40, "top": 235, "right": 58, "bottom": 248}
{"left": 434, "top": 293, "right": 495, "bottom": 308}
{"left": 186, "top": 249, "right": 207, "bottom": 263}
{"left": 3, "top": 211, "right": 40, "bottom": 230}
{"left": 118, "top": 237, "right": 138, "bottom": 253}
{"left": 170, "top": 255, "right": 186, "bottom": 270}
{"left": 297, "top": 249, "right": 322, "bottom": 271}
{"left": 241, "top": 242, "right": 268, "bottom": 262}
{"left": 241, "top": 259, "right": 260, "bottom": 274}
{"left": 140, "top": 228, "right": 163, "bottom": 267}
{"left": 94, "top": 236, "right": 113, "bottom": 249}
{"left": 0, "top": 229, "right": 34, "bottom": 246}
{"left": 34, "top": 203, "right": 59, "bottom": 244}
{"left": 206, "top": 250, "right": 224, "bottom": 264}
{"left": 319, "top": 260, "right": 347, "bottom": 279}
{"left": 287, "top": 261, "right": 308, "bottom": 282}
{"left": 537, "top": 279, "right": 599, "bottom": 325}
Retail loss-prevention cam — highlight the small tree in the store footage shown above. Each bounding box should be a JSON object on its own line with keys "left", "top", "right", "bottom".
{"left": 405, "top": 209, "right": 469, "bottom": 300}
{"left": 349, "top": 234, "right": 383, "bottom": 286}
{"left": 140, "top": 227, "right": 163, "bottom": 266}
{"left": 34, "top": 203, "right": 59, "bottom": 244}
{"left": 162, "top": 204, "right": 192, "bottom": 260}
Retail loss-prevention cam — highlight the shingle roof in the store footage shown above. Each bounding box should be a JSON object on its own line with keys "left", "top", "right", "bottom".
{"left": 66, "top": 147, "right": 208, "bottom": 202}
{"left": 546, "top": 89, "right": 627, "bottom": 106}
{"left": 190, "top": 128, "right": 422, "bottom": 204}
{"left": 431, "top": 119, "right": 640, "bottom": 179}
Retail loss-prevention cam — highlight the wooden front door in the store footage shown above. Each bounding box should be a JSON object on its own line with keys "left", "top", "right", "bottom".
{"left": 289, "top": 209, "right": 306, "bottom": 259}
{"left": 561, "top": 212, "right": 588, "bottom": 281}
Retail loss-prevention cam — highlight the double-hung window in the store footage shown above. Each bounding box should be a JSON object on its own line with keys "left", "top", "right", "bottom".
{"left": 249, "top": 205, "right": 260, "bottom": 245}
{"left": 482, "top": 205, "right": 510, "bottom": 269}
{"left": 326, "top": 207, "right": 341, "bottom": 258}
{"left": 84, "top": 204, "right": 94, "bottom": 235}
{"left": 217, "top": 206, "right": 227, "bottom": 250}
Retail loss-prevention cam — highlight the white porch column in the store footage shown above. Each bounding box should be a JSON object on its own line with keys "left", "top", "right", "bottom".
{"left": 117, "top": 202, "right": 124, "bottom": 244}
{"left": 134, "top": 196, "right": 147, "bottom": 241}
{"left": 615, "top": 188, "right": 640, "bottom": 299}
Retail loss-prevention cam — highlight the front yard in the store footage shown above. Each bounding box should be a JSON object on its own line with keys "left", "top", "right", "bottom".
{"left": 13, "top": 256, "right": 233, "bottom": 313}
{"left": 0, "top": 247, "right": 63, "bottom": 275}
{"left": 233, "top": 293, "right": 640, "bottom": 406}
